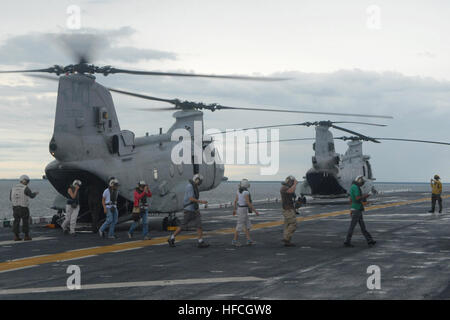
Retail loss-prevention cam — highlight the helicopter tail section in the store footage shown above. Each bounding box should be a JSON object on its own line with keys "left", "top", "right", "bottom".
{"left": 50, "top": 74, "right": 133, "bottom": 162}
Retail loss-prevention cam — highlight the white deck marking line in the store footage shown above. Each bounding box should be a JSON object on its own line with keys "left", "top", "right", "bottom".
{"left": 9, "top": 254, "right": 50, "bottom": 262}
{"left": 57, "top": 255, "right": 98, "bottom": 263}
{"left": 0, "top": 276, "right": 265, "bottom": 295}
{"left": 111, "top": 247, "right": 143, "bottom": 253}
{"left": 0, "top": 237, "right": 56, "bottom": 246}
{"left": 0, "top": 265, "right": 38, "bottom": 274}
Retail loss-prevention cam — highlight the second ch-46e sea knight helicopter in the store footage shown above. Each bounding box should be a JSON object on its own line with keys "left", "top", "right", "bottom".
{"left": 0, "top": 43, "right": 394, "bottom": 228}
{"left": 230, "top": 120, "right": 450, "bottom": 198}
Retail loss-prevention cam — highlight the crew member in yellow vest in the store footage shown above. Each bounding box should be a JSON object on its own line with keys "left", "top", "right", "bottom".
{"left": 429, "top": 175, "right": 443, "bottom": 214}
{"left": 9, "top": 175, "right": 39, "bottom": 241}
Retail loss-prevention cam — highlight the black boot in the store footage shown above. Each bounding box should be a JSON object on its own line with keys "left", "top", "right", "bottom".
{"left": 344, "top": 241, "right": 354, "bottom": 247}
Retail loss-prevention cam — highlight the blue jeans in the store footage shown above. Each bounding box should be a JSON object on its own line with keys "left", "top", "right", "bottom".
{"left": 100, "top": 207, "right": 118, "bottom": 237}
{"left": 129, "top": 208, "right": 149, "bottom": 237}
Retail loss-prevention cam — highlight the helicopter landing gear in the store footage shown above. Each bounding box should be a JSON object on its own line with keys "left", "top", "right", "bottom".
{"left": 162, "top": 213, "right": 180, "bottom": 231}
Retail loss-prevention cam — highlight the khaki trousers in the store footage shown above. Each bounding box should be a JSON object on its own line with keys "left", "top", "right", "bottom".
{"left": 62, "top": 205, "right": 80, "bottom": 234}
{"left": 282, "top": 209, "right": 297, "bottom": 241}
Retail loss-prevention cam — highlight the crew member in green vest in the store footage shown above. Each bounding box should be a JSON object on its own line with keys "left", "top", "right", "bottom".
{"left": 344, "top": 175, "right": 376, "bottom": 247}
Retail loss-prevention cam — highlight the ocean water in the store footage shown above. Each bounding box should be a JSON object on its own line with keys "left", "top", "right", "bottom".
{"left": 0, "top": 180, "right": 445, "bottom": 219}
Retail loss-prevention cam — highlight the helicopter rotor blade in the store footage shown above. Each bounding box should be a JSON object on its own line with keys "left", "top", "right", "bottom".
{"left": 107, "top": 88, "right": 178, "bottom": 104}
{"left": 374, "top": 138, "right": 450, "bottom": 145}
{"left": 0, "top": 66, "right": 64, "bottom": 74}
{"left": 210, "top": 120, "right": 387, "bottom": 136}
{"left": 329, "top": 121, "right": 387, "bottom": 127}
{"left": 105, "top": 88, "right": 393, "bottom": 118}
{"left": 330, "top": 125, "right": 381, "bottom": 143}
{"left": 100, "top": 67, "right": 289, "bottom": 81}
{"left": 247, "top": 138, "right": 316, "bottom": 144}
{"left": 335, "top": 136, "right": 450, "bottom": 146}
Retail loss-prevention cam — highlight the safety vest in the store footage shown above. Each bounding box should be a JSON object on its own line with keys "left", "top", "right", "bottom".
{"left": 11, "top": 184, "right": 29, "bottom": 207}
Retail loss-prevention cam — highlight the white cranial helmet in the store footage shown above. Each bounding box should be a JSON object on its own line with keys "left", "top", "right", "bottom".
{"left": 285, "top": 175, "right": 296, "bottom": 184}
{"left": 72, "top": 180, "right": 82, "bottom": 186}
{"left": 109, "top": 178, "right": 119, "bottom": 187}
{"left": 19, "top": 175, "right": 30, "bottom": 184}
{"left": 239, "top": 179, "right": 250, "bottom": 189}
{"left": 355, "top": 175, "right": 365, "bottom": 182}
{"left": 138, "top": 180, "right": 146, "bottom": 186}
{"left": 193, "top": 174, "right": 204, "bottom": 184}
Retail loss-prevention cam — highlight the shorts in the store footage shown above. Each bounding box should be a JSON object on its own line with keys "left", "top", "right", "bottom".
{"left": 236, "top": 207, "right": 251, "bottom": 232}
{"left": 181, "top": 210, "right": 202, "bottom": 229}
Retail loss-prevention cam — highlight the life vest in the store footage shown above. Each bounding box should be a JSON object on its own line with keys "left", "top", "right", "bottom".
{"left": 67, "top": 186, "right": 80, "bottom": 207}
{"left": 11, "top": 184, "right": 29, "bottom": 207}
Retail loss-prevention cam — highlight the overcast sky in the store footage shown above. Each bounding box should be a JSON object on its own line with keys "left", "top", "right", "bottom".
{"left": 0, "top": 0, "right": 449, "bottom": 182}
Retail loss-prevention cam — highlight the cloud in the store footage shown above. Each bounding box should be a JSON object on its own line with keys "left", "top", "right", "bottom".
{"left": 0, "top": 27, "right": 176, "bottom": 67}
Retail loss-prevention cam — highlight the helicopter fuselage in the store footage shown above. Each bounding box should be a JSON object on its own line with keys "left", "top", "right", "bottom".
{"left": 45, "top": 74, "right": 224, "bottom": 222}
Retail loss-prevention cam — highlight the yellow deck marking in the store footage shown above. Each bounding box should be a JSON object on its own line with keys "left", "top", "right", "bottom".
{"left": 0, "top": 195, "right": 447, "bottom": 272}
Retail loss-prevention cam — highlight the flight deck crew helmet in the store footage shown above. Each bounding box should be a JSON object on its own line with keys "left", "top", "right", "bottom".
{"left": 193, "top": 174, "right": 204, "bottom": 185}
{"left": 138, "top": 180, "right": 147, "bottom": 186}
{"left": 355, "top": 175, "right": 365, "bottom": 182}
{"left": 285, "top": 175, "right": 296, "bottom": 185}
{"left": 109, "top": 178, "right": 119, "bottom": 187}
{"left": 19, "top": 175, "right": 30, "bottom": 184}
{"left": 72, "top": 180, "right": 82, "bottom": 187}
{"left": 239, "top": 179, "right": 250, "bottom": 189}
{"left": 434, "top": 175, "right": 440, "bottom": 180}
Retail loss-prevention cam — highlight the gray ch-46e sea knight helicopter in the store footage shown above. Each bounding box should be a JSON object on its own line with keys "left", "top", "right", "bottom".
{"left": 1, "top": 46, "right": 394, "bottom": 227}
{"left": 230, "top": 120, "right": 450, "bottom": 198}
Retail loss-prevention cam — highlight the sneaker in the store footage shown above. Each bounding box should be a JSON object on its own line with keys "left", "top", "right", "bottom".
{"left": 70, "top": 232, "right": 77, "bottom": 237}
{"left": 428, "top": 210, "right": 434, "bottom": 213}
{"left": 143, "top": 236, "right": 151, "bottom": 240}
{"left": 99, "top": 230, "right": 105, "bottom": 238}
{"left": 368, "top": 240, "right": 377, "bottom": 246}
{"left": 343, "top": 242, "right": 354, "bottom": 248}
{"left": 198, "top": 241, "right": 210, "bottom": 248}
{"left": 24, "top": 236, "right": 32, "bottom": 241}
{"left": 246, "top": 240, "right": 254, "bottom": 246}
{"left": 127, "top": 232, "right": 133, "bottom": 239}
{"left": 63, "top": 229, "right": 69, "bottom": 235}
{"left": 232, "top": 240, "right": 241, "bottom": 247}
{"left": 14, "top": 235, "right": 22, "bottom": 241}
{"left": 168, "top": 238, "right": 176, "bottom": 247}
{"left": 108, "top": 235, "right": 118, "bottom": 239}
